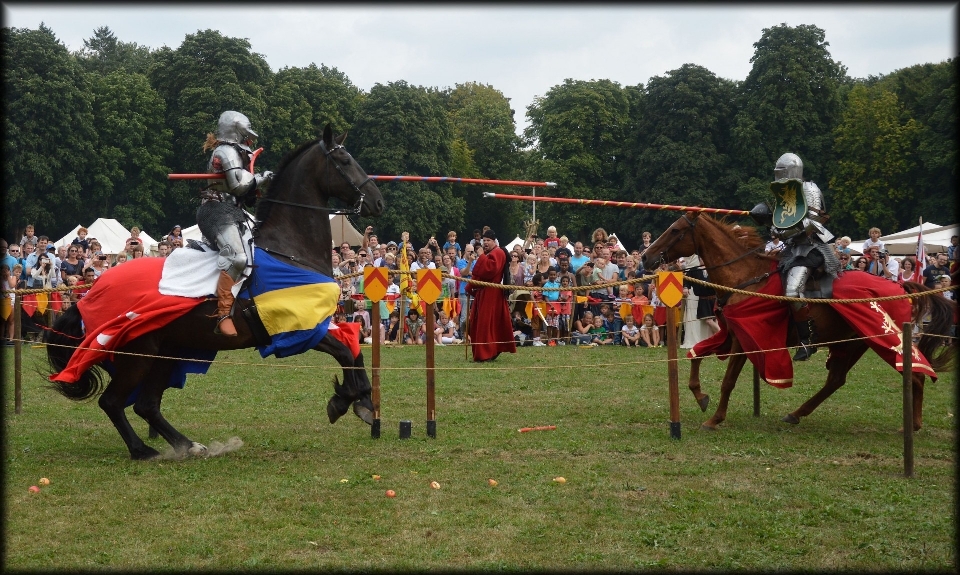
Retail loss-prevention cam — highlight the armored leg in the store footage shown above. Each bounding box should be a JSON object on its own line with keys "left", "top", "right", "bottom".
{"left": 212, "top": 225, "right": 247, "bottom": 336}
{"left": 785, "top": 266, "right": 817, "bottom": 361}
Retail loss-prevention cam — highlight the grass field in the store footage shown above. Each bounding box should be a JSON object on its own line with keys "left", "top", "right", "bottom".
{"left": 3, "top": 341, "right": 956, "bottom": 571}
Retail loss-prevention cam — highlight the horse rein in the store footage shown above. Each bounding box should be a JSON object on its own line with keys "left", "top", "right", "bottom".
{"left": 656, "top": 213, "right": 765, "bottom": 274}
{"left": 258, "top": 139, "right": 374, "bottom": 216}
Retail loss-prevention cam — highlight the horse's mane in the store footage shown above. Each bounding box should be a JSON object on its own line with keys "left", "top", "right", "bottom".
{"left": 704, "top": 214, "right": 767, "bottom": 252}
{"left": 255, "top": 139, "right": 318, "bottom": 224}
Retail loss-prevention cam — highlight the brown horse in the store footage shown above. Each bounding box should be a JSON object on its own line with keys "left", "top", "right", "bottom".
{"left": 641, "top": 212, "right": 954, "bottom": 431}
{"left": 45, "top": 125, "right": 385, "bottom": 459}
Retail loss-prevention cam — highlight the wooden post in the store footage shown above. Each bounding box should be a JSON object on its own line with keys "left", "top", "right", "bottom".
{"left": 753, "top": 364, "right": 760, "bottom": 417}
{"left": 425, "top": 303, "right": 436, "bottom": 438}
{"left": 902, "top": 322, "right": 914, "bottom": 478}
{"left": 666, "top": 303, "right": 681, "bottom": 439}
{"left": 14, "top": 291, "right": 22, "bottom": 414}
{"left": 371, "top": 303, "right": 381, "bottom": 439}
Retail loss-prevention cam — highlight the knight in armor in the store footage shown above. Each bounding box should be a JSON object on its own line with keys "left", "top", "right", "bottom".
{"left": 198, "top": 111, "right": 273, "bottom": 336}
{"left": 750, "top": 153, "right": 840, "bottom": 361}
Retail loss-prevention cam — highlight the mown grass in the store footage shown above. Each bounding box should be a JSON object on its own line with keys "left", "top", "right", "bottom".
{"left": 3, "top": 341, "right": 956, "bottom": 572}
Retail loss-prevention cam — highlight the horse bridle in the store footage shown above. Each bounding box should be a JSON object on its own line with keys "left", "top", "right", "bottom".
{"left": 258, "top": 139, "right": 375, "bottom": 216}
{"left": 256, "top": 139, "right": 375, "bottom": 273}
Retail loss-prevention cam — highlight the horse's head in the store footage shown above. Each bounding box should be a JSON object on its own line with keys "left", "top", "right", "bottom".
{"left": 640, "top": 211, "right": 701, "bottom": 270}
{"left": 316, "top": 124, "right": 384, "bottom": 218}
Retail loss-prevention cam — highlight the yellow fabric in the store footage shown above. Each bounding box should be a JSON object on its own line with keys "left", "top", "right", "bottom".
{"left": 1, "top": 297, "right": 11, "bottom": 321}
{"left": 254, "top": 283, "right": 341, "bottom": 335}
{"left": 36, "top": 292, "right": 48, "bottom": 315}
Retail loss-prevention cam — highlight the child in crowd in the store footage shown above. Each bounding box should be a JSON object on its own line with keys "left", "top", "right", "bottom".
{"left": 557, "top": 276, "right": 573, "bottom": 343}
{"left": 71, "top": 226, "right": 90, "bottom": 255}
{"left": 404, "top": 309, "right": 425, "bottom": 345}
{"left": 599, "top": 302, "right": 623, "bottom": 345}
{"left": 588, "top": 315, "right": 613, "bottom": 345}
{"left": 639, "top": 313, "right": 661, "bottom": 347}
{"left": 385, "top": 311, "right": 401, "bottom": 344}
{"left": 512, "top": 309, "right": 533, "bottom": 346}
{"left": 621, "top": 314, "right": 641, "bottom": 347}
{"left": 544, "top": 305, "right": 560, "bottom": 346}
{"left": 571, "top": 310, "right": 594, "bottom": 345}
{"left": 434, "top": 310, "right": 462, "bottom": 345}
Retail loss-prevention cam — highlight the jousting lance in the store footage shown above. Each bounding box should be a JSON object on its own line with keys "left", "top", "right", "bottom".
{"left": 482, "top": 191, "right": 750, "bottom": 216}
{"left": 169, "top": 169, "right": 558, "bottom": 189}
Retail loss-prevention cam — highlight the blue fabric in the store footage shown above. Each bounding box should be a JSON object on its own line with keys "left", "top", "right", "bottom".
{"left": 241, "top": 247, "right": 337, "bottom": 359}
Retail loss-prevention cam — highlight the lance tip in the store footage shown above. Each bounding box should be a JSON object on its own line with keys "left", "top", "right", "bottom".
{"left": 482, "top": 192, "right": 495, "bottom": 198}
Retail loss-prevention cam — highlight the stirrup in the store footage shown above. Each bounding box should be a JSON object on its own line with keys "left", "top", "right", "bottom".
{"left": 215, "top": 314, "right": 237, "bottom": 336}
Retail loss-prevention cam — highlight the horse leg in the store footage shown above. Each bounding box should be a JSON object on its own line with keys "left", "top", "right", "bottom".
{"left": 131, "top": 358, "right": 207, "bottom": 457}
{"left": 315, "top": 333, "right": 373, "bottom": 425}
{"left": 782, "top": 341, "right": 868, "bottom": 425}
{"left": 688, "top": 357, "right": 710, "bottom": 412}
{"left": 701, "top": 338, "right": 747, "bottom": 431}
{"left": 97, "top": 345, "right": 163, "bottom": 460}
{"left": 909, "top": 373, "right": 925, "bottom": 432}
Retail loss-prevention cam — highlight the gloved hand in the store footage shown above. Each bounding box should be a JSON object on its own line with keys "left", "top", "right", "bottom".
{"left": 254, "top": 171, "right": 274, "bottom": 191}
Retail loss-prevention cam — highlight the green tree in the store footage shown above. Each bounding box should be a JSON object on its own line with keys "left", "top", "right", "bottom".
{"left": 76, "top": 26, "right": 154, "bottom": 75}
{"left": 524, "top": 79, "right": 630, "bottom": 244}
{"left": 87, "top": 70, "right": 173, "bottom": 231}
{"left": 732, "top": 24, "right": 847, "bottom": 191}
{"left": 618, "top": 65, "right": 739, "bottom": 244}
{"left": 263, "top": 64, "right": 362, "bottom": 166}
{"left": 445, "top": 82, "right": 524, "bottom": 237}
{"left": 3, "top": 24, "right": 96, "bottom": 237}
{"left": 829, "top": 85, "right": 921, "bottom": 234}
{"left": 350, "top": 81, "right": 460, "bottom": 245}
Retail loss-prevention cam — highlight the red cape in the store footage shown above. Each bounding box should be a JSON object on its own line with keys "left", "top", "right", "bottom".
{"left": 50, "top": 258, "right": 206, "bottom": 384}
{"left": 468, "top": 246, "right": 516, "bottom": 361}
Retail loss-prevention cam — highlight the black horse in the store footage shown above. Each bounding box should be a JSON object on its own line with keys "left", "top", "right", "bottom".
{"left": 45, "top": 125, "right": 384, "bottom": 459}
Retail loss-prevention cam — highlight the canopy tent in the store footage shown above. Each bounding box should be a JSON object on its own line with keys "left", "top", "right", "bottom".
{"left": 181, "top": 214, "right": 364, "bottom": 248}
{"left": 850, "top": 222, "right": 957, "bottom": 256}
{"left": 54, "top": 218, "right": 158, "bottom": 256}
{"left": 504, "top": 236, "right": 525, "bottom": 251}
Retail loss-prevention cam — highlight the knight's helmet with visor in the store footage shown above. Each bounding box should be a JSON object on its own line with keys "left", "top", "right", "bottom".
{"left": 773, "top": 152, "right": 803, "bottom": 181}
{"left": 216, "top": 111, "right": 258, "bottom": 151}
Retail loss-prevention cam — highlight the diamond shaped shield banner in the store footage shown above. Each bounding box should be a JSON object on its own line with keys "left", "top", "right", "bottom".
{"left": 416, "top": 269, "right": 442, "bottom": 304}
{"left": 363, "top": 267, "right": 389, "bottom": 302}
{"left": 657, "top": 271, "right": 684, "bottom": 308}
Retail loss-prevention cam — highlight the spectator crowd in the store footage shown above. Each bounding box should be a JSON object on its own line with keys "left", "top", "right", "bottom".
{"left": 4, "top": 220, "right": 958, "bottom": 349}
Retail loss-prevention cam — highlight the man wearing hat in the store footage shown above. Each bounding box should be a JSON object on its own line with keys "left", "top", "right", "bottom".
{"left": 467, "top": 229, "right": 516, "bottom": 362}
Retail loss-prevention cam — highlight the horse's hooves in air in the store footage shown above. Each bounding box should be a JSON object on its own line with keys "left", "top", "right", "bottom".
{"left": 697, "top": 395, "right": 710, "bottom": 412}
{"left": 327, "top": 394, "right": 351, "bottom": 424}
{"left": 781, "top": 414, "right": 800, "bottom": 425}
{"left": 352, "top": 397, "right": 375, "bottom": 426}
{"left": 188, "top": 442, "right": 208, "bottom": 457}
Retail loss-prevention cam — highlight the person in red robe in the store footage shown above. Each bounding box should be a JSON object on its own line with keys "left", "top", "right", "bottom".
{"left": 468, "top": 229, "right": 517, "bottom": 362}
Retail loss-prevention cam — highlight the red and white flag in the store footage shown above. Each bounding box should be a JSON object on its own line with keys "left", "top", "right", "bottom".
{"left": 915, "top": 218, "right": 926, "bottom": 278}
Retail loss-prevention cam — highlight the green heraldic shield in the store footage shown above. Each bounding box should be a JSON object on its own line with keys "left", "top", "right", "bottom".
{"left": 770, "top": 178, "right": 807, "bottom": 230}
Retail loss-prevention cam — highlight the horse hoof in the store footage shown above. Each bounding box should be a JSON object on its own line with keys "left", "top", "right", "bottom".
{"left": 188, "top": 442, "right": 208, "bottom": 456}
{"left": 352, "top": 397, "right": 375, "bottom": 426}
{"left": 131, "top": 446, "right": 161, "bottom": 460}
{"left": 700, "top": 423, "right": 718, "bottom": 432}
{"left": 697, "top": 395, "right": 710, "bottom": 412}
{"left": 327, "top": 395, "right": 351, "bottom": 424}
{"left": 781, "top": 414, "right": 800, "bottom": 425}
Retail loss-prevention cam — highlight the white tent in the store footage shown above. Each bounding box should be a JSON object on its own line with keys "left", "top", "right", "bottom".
{"left": 181, "top": 214, "right": 364, "bottom": 247}
{"left": 851, "top": 222, "right": 957, "bottom": 256}
{"left": 54, "top": 218, "right": 158, "bottom": 256}
{"left": 504, "top": 236, "right": 525, "bottom": 251}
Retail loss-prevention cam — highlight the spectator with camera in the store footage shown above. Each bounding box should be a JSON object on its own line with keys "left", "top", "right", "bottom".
{"left": 865, "top": 246, "right": 896, "bottom": 280}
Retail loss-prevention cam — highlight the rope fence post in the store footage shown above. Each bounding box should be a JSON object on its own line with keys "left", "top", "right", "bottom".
{"left": 902, "top": 321, "right": 914, "bottom": 478}
{"left": 14, "top": 290, "right": 23, "bottom": 414}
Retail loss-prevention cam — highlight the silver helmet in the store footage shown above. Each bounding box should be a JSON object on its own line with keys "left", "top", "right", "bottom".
{"left": 216, "top": 111, "right": 258, "bottom": 146}
{"left": 773, "top": 153, "right": 803, "bottom": 181}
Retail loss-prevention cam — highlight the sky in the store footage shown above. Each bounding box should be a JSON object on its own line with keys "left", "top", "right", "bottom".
{"left": 3, "top": 4, "right": 957, "bottom": 137}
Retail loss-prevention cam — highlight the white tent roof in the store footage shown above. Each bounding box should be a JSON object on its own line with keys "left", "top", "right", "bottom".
{"left": 53, "top": 218, "right": 158, "bottom": 255}
{"left": 181, "top": 214, "right": 364, "bottom": 247}
{"left": 504, "top": 236, "right": 525, "bottom": 251}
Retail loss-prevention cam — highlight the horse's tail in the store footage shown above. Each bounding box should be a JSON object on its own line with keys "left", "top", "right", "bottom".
{"left": 45, "top": 305, "right": 105, "bottom": 401}
{"left": 904, "top": 281, "right": 956, "bottom": 373}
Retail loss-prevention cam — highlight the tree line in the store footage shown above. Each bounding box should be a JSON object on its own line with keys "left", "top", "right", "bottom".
{"left": 3, "top": 23, "right": 955, "bottom": 250}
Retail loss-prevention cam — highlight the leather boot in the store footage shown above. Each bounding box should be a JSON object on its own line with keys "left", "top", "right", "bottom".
{"left": 215, "top": 271, "right": 238, "bottom": 336}
{"left": 792, "top": 317, "right": 817, "bottom": 361}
